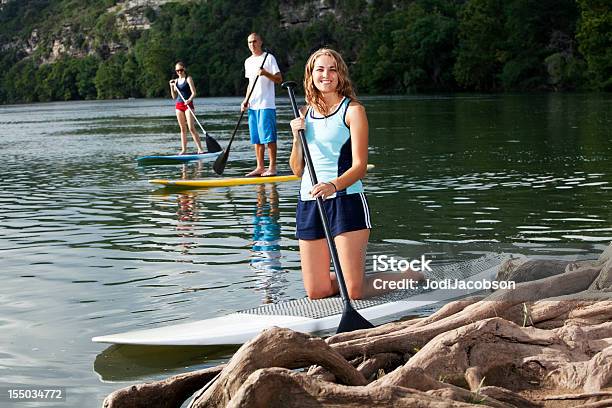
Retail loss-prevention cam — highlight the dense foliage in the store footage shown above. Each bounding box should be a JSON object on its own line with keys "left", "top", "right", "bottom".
{"left": 0, "top": 0, "right": 610, "bottom": 103}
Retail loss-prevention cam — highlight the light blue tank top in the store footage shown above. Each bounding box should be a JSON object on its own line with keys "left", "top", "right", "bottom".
{"left": 299, "top": 97, "right": 364, "bottom": 201}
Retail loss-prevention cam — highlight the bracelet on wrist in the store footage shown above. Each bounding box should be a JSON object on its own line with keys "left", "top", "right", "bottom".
{"left": 328, "top": 181, "right": 337, "bottom": 192}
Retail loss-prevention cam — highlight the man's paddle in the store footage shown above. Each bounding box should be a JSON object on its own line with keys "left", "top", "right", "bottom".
{"left": 283, "top": 81, "right": 374, "bottom": 333}
{"left": 213, "top": 51, "right": 270, "bottom": 175}
{"left": 174, "top": 83, "right": 222, "bottom": 153}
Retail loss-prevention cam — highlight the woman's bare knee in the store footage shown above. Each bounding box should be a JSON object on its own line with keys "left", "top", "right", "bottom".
{"left": 347, "top": 284, "right": 364, "bottom": 300}
{"left": 306, "top": 287, "right": 334, "bottom": 300}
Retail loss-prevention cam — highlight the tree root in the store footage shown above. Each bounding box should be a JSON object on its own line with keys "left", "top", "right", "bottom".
{"left": 226, "top": 367, "right": 482, "bottom": 408}
{"left": 102, "top": 364, "right": 224, "bottom": 408}
{"left": 189, "top": 327, "right": 367, "bottom": 408}
{"left": 329, "top": 262, "right": 603, "bottom": 360}
{"left": 105, "top": 244, "right": 612, "bottom": 408}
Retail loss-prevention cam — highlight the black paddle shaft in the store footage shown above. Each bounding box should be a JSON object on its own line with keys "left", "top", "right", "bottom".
{"left": 283, "top": 82, "right": 373, "bottom": 333}
{"left": 213, "top": 51, "right": 270, "bottom": 175}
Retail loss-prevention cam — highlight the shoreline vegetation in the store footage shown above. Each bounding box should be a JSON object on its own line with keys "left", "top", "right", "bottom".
{"left": 0, "top": 0, "right": 611, "bottom": 105}
{"left": 103, "top": 243, "right": 612, "bottom": 407}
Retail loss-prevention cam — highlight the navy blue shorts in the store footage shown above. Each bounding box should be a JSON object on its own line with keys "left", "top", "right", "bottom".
{"left": 296, "top": 192, "right": 372, "bottom": 240}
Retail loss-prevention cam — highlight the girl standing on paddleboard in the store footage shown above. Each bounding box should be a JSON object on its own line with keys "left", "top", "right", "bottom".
{"left": 289, "top": 49, "right": 423, "bottom": 300}
{"left": 169, "top": 61, "right": 205, "bottom": 155}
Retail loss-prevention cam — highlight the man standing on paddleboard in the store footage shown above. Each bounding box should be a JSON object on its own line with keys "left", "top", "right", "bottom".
{"left": 242, "top": 33, "right": 282, "bottom": 177}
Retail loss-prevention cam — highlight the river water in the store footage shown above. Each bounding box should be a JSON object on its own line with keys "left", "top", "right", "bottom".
{"left": 0, "top": 94, "right": 610, "bottom": 406}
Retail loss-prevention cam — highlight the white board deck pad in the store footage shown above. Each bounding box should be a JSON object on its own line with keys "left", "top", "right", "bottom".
{"left": 92, "top": 253, "right": 506, "bottom": 346}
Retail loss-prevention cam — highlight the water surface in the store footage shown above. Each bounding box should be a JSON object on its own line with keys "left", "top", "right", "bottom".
{"left": 0, "top": 93, "right": 610, "bottom": 406}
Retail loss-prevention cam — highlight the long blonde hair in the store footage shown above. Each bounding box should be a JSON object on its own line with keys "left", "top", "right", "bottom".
{"left": 304, "top": 48, "right": 358, "bottom": 115}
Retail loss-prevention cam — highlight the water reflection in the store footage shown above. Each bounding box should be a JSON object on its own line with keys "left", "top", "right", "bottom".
{"left": 175, "top": 162, "right": 204, "bottom": 254}
{"left": 94, "top": 344, "right": 239, "bottom": 381}
{"left": 250, "top": 184, "right": 288, "bottom": 303}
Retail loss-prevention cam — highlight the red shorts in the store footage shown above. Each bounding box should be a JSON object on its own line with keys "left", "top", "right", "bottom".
{"left": 175, "top": 101, "right": 194, "bottom": 112}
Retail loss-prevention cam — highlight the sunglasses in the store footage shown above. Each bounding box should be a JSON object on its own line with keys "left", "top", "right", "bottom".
{"left": 175, "top": 69, "right": 184, "bottom": 72}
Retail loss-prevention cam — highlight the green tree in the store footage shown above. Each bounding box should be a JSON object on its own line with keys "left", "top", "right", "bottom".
{"left": 1, "top": 0, "right": 610, "bottom": 103}
{"left": 44, "top": 57, "right": 81, "bottom": 101}
{"left": 3, "top": 59, "right": 39, "bottom": 103}
{"left": 454, "top": 0, "right": 506, "bottom": 91}
{"left": 76, "top": 56, "right": 100, "bottom": 99}
{"left": 500, "top": 0, "right": 579, "bottom": 90}
{"left": 35, "top": 64, "right": 54, "bottom": 102}
{"left": 390, "top": 1, "right": 459, "bottom": 91}
{"left": 95, "top": 53, "right": 128, "bottom": 99}
{"left": 134, "top": 31, "right": 174, "bottom": 98}
{"left": 544, "top": 50, "right": 586, "bottom": 91}
{"left": 576, "top": 0, "right": 612, "bottom": 90}
{"left": 121, "top": 53, "right": 141, "bottom": 98}
{"left": 355, "top": 9, "right": 408, "bottom": 93}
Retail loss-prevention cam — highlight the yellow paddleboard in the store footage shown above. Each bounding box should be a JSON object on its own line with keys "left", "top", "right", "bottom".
{"left": 149, "top": 164, "right": 375, "bottom": 188}
{"left": 150, "top": 174, "right": 299, "bottom": 188}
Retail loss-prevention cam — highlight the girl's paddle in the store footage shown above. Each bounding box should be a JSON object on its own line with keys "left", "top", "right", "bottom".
{"left": 283, "top": 81, "right": 374, "bottom": 334}
{"left": 213, "top": 51, "right": 270, "bottom": 175}
{"left": 174, "top": 83, "right": 222, "bottom": 153}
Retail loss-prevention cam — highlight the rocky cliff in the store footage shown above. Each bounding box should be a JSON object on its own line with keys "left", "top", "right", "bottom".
{"left": 2, "top": 0, "right": 175, "bottom": 63}
{"left": 1, "top": 0, "right": 359, "bottom": 64}
{"left": 109, "top": 0, "right": 172, "bottom": 31}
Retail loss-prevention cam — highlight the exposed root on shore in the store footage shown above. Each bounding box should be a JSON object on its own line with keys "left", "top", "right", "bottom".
{"left": 103, "top": 244, "right": 612, "bottom": 408}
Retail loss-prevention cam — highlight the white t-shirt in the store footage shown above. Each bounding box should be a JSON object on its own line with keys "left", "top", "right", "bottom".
{"left": 244, "top": 53, "right": 280, "bottom": 110}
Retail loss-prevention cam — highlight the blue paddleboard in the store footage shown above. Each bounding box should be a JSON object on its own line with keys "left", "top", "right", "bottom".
{"left": 136, "top": 151, "right": 221, "bottom": 165}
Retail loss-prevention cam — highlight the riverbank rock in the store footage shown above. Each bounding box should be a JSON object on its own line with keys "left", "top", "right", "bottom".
{"left": 103, "top": 243, "right": 612, "bottom": 408}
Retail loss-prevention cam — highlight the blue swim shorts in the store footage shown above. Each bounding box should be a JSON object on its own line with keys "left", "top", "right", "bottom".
{"left": 296, "top": 192, "right": 372, "bottom": 240}
{"left": 248, "top": 108, "right": 277, "bottom": 145}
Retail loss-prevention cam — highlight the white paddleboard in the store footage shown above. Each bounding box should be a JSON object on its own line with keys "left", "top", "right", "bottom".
{"left": 92, "top": 254, "right": 506, "bottom": 346}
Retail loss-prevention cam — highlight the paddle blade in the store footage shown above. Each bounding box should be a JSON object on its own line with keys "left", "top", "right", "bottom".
{"left": 336, "top": 302, "right": 374, "bottom": 334}
{"left": 205, "top": 133, "right": 223, "bottom": 153}
{"left": 212, "top": 150, "right": 229, "bottom": 175}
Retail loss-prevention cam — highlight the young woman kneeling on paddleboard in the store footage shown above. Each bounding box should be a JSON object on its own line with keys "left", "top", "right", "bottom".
{"left": 169, "top": 61, "right": 205, "bottom": 155}
{"left": 289, "top": 49, "right": 423, "bottom": 300}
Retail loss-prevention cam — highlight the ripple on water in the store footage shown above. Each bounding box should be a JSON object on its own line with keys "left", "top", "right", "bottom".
{"left": 1, "top": 95, "right": 611, "bottom": 401}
